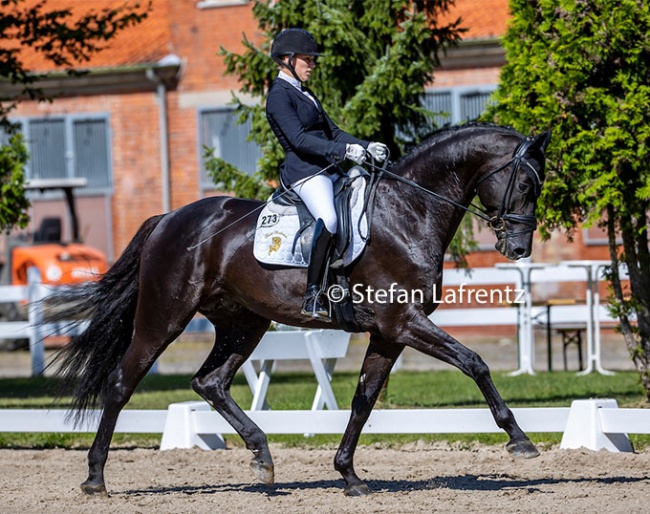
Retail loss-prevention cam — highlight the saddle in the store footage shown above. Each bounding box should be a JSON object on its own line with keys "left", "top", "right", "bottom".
{"left": 253, "top": 167, "right": 372, "bottom": 269}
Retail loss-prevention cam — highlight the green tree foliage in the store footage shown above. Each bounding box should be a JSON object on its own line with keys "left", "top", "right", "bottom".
{"left": 209, "top": 0, "right": 463, "bottom": 198}
{"left": 0, "top": 133, "right": 29, "bottom": 231}
{"left": 485, "top": 0, "right": 650, "bottom": 398}
{"left": 0, "top": 0, "right": 150, "bottom": 229}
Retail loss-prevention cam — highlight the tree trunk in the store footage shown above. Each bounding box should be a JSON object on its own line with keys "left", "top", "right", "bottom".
{"left": 607, "top": 205, "right": 650, "bottom": 400}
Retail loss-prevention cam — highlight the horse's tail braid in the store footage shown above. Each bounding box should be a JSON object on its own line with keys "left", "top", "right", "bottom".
{"left": 48, "top": 214, "right": 165, "bottom": 423}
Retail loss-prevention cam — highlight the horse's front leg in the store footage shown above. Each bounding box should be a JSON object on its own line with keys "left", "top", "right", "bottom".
{"left": 405, "top": 311, "right": 539, "bottom": 458}
{"left": 334, "top": 335, "right": 403, "bottom": 496}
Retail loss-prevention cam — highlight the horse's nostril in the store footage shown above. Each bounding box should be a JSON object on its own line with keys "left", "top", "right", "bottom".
{"left": 513, "top": 246, "right": 527, "bottom": 257}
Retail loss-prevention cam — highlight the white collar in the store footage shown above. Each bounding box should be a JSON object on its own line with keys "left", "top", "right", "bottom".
{"left": 278, "top": 71, "right": 302, "bottom": 90}
{"left": 278, "top": 71, "right": 318, "bottom": 107}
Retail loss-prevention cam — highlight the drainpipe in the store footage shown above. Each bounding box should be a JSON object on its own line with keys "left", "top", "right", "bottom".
{"left": 146, "top": 68, "right": 171, "bottom": 213}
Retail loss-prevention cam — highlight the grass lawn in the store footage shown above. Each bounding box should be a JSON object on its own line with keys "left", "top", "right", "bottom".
{"left": 0, "top": 369, "right": 647, "bottom": 449}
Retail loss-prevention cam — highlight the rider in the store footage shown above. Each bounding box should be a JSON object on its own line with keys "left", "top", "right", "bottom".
{"left": 266, "top": 28, "right": 388, "bottom": 321}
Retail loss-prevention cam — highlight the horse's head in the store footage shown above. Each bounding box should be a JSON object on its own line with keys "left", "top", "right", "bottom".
{"left": 475, "top": 131, "right": 551, "bottom": 260}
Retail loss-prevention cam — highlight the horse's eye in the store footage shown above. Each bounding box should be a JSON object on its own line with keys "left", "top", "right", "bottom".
{"left": 518, "top": 183, "right": 530, "bottom": 194}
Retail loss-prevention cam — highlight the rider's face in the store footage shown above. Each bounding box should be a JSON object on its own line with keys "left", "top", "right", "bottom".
{"left": 287, "top": 54, "right": 316, "bottom": 82}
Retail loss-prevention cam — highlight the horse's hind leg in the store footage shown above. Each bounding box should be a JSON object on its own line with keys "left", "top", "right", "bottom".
{"left": 191, "top": 315, "right": 274, "bottom": 484}
{"left": 81, "top": 329, "right": 181, "bottom": 495}
{"left": 334, "top": 335, "right": 403, "bottom": 496}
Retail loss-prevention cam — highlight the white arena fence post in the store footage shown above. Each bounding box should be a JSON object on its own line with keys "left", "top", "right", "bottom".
{"left": 160, "top": 401, "right": 225, "bottom": 450}
{"left": 27, "top": 267, "right": 47, "bottom": 376}
{"left": 560, "top": 399, "right": 633, "bottom": 452}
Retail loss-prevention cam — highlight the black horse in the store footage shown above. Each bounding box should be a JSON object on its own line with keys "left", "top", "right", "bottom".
{"left": 50, "top": 123, "right": 551, "bottom": 497}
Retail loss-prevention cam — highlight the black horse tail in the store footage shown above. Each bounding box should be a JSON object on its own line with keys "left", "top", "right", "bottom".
{"left": 49, "top": 214, "right": 166, "bottom": 422}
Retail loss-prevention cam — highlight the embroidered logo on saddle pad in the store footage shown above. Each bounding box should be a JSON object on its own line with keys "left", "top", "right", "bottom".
{"left": 253, "top": 169, "right": 370, "bottom": 268}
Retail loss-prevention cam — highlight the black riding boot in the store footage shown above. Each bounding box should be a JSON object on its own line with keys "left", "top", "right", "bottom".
{"left": 301, "top": 218, "right": 334, "bottom": 320}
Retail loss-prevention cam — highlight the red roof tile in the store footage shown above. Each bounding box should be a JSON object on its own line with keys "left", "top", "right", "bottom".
{"left": 9, "top": 0, "right": 510, "bottom": 73}
{"left": 11, "top": 0, "right": 171, "bottom": 72}
{"left": 441, "top": 0, "right": 510, "bottom": 40}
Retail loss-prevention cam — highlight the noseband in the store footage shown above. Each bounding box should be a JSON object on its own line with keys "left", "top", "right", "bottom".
{"left": 369, "top": 136, "right": 543, "bottom": 241}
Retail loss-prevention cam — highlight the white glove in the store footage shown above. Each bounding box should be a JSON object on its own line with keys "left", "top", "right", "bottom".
{"left": 367, "top": 142, "right": 388, "bottom": 162}
{"left": 345, "top": 143, "right": 366, "bottom": 164}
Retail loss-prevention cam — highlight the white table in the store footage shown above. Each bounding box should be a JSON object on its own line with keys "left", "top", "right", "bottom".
{"left": 496, "top": 262, "right": 550, "bottom": 375}
{"left": 562, "top": 260, "right": 616, "bottom": 375}
{"left": 498, "top": 260, "right": 622, "bottom": 376}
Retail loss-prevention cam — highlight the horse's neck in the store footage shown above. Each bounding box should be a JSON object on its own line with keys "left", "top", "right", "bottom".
{"left": 373, "top": 172, "right": 471, "bottom": 268}
{"left": 374, "top": 145, "right": 490, "bottom": 269}
{"left": 400, "top": 141, "right": 491, "bottom": 195}
{"left": 394, "top": 147, "right": 480, "bottom": 218}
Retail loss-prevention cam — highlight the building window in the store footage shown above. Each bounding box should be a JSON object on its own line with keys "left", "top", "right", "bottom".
{"left": 1, "top": 115, "right": 112, "bottom": 192}
{"left": 28, "top": 118, "right": 67, "bottom": 180}
{"left": 422, "top": 91, "right": 453, "bottom": 127}
{"left": 199, "top": 107, "right": 262, "bottom": 188}
{"left": 423, "top": 85, "right": 497, "bottom": 127}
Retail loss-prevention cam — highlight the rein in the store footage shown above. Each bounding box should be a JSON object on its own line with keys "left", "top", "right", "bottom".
{"left": 367, "top": 161, "right": 494, "bottom": 224}
{"left": 367, "top": 137, "right": 543, "bottom": 240}
{"left": 187, "top": 136, "right": 542, "bottom": 252}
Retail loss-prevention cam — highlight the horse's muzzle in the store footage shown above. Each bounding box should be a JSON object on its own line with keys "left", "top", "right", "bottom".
{"left": 495, "top": 235, "right": 532, "bottom": 260}
{"left": 493, "top": 213, "right": 537, "bottom": 260}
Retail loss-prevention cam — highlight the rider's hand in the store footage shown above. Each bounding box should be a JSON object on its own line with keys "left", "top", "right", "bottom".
{"left": 345, "top": 143, "right": 366, "bottom": 164}
{"left": 367, "top": 142, "right": 388, "bottom": 162}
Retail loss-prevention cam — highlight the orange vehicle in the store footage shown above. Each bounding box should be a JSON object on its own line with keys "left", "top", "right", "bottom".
{"left": 0, "top": 178, "right": 109, "bottom": 349}
{"left": 8, "top": 236, "right": 107, "bottom": 287}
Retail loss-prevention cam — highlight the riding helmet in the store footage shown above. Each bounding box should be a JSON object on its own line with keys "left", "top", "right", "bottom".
{"left": 271, "top": 28, "right": 321, "bottom": 63}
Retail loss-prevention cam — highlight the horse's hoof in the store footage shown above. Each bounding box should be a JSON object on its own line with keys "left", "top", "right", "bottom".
{"left": 250, "top": 459, "right": 275, "bottom": 485}
{"left": 506, "top": 438, "right": 540, "bottom": 459}
{"left": 344, "top": 483, "right": 373, "bottom": 496}
{"left": 80, "top": 480, "right": 108, "bottom": 496}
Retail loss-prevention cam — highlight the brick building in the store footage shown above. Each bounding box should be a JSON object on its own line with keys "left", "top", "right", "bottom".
{"left": 2, "top": 0, "right": 609, "bottom": 266}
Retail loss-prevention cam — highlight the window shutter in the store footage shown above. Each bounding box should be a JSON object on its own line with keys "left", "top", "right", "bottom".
{"left": 73, "top": 118, "right": 111, "bottom": 189}
{"left": 460, "top": 92, "right": 493, "bottom": 122}
{"left": 423, "top": 92, "right": 453, "bottom": 127}
{"left": 28, "top": 119, "right": 67, "bottom": 180}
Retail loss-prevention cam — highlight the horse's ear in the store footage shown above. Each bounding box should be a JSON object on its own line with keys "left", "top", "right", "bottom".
{"left": 530, "top": 130, "right": 552, "bottom": 154}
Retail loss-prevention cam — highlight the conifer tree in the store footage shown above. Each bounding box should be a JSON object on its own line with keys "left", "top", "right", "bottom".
{"left": 209, "top": 0, "right": 463, "bottom": 199}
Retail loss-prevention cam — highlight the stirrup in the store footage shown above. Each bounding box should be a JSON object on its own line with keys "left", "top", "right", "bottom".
{"left": 301, "top": 291, "right": 331, "bottom": 321}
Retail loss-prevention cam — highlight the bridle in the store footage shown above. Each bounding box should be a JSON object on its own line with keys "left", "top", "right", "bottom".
{"left": 474, "top": 136, "right": 544, "bottom": 241}
{"left": 369, "top": 136, "right": 544, "bottom": 241}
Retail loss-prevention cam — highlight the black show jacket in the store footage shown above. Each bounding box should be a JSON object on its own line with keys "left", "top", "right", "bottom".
{"left": 266, "top": 78, "right": 368, "bottom": 185}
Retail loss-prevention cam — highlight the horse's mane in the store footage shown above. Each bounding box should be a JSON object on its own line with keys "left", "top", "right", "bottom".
{"left": 391, "top": 122, "right": 520, "bottom": 174}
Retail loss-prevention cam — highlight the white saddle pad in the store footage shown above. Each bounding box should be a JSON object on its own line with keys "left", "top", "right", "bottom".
{"left": 253, "top": 171, "right": 369, "bottom": 268}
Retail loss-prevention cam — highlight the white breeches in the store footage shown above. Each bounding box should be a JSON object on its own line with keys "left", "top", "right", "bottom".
{"left": 292, "top": 173, "right": 338, "bottom": 234}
